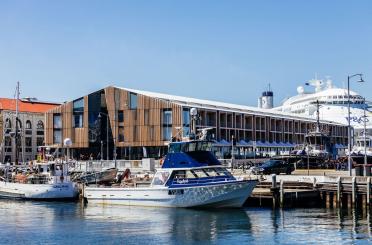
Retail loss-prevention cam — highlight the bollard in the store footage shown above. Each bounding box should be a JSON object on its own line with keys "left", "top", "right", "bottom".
{"left": 337, "top": 177, "right": 341, "bottom": 208}
{"left": 352, "top": 177, "right": 357, "bottom": 207}
{"left": 280, "top": 180, "right": 284, "bottom": 208}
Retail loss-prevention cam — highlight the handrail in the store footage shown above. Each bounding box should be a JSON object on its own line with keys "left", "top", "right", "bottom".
{"left": 171, "top": 174, "right": 235, "bottom": 186}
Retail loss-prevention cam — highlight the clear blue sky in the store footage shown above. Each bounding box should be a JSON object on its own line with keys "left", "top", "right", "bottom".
{"left": 0, "top": 0, "right": 371, "bottom": 106}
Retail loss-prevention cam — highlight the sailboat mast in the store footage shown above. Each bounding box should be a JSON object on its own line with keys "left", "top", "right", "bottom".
{"left": 15, "top": 81, "right": 19, "bottom": 165}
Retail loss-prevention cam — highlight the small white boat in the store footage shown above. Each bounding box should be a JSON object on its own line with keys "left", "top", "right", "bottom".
{"left": 0, "top": 161, "right": 78, "bottom": 200}
{"left": 84, "top": 140, "right": 258, "bottom": 208}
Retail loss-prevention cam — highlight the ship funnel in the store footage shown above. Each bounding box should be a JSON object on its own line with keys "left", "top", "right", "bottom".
{"left": 258, "top": 84, "right": 274, "bottom": 109}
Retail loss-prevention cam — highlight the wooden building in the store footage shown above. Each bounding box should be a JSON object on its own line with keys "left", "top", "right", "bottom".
{"left": 44, "top": 86, "right": 348, "bottom": 160}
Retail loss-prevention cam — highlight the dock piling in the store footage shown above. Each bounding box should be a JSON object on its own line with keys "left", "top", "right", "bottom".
{"left": 337, "top": 177, "right": 341, "bottom": 208}
{"left": 280, "top": 180, "right": 284, "bottom": 208}
{"left": 271, "top": 174, "right": 278, "bottom": 208}
{"left": 352, "top": 177, "right": 357, "bottom": 207}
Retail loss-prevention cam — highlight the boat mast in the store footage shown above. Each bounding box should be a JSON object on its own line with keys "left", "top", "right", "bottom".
{"left": 15, "top": 81, "right": 20, "bottom": 165}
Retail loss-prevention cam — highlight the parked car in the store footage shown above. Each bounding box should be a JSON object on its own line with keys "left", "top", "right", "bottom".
{"left": 251, "top": 160, "right": 295, "bottom": 175}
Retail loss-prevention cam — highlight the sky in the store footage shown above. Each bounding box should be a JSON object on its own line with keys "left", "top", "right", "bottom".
{"left": 0, "top": 0, "right": 371, "bottom": 106}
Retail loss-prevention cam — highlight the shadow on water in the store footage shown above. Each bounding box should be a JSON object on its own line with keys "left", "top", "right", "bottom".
{"left": 0, "top": 199, "right": 372, "bottom": 244}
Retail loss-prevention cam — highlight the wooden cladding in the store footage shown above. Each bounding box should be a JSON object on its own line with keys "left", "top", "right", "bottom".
{"left": 45, "top": 86, "right": 349, "bottom": 148}
{"left": 45, "top": 97, "right": 89, "bottom": 148}
{"left": 108, "top": 89, "right": 183, "bottom": 147}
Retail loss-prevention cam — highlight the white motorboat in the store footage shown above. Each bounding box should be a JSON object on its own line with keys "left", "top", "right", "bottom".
{"left": 84, "top": 141, "right": 257, "bottom": 208}
{"left": 0, "top": 161, "right": 78, "bottom": 200}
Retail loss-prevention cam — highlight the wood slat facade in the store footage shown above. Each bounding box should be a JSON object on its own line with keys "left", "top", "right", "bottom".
{"left": 44, "top": 86, "right": 349, "bottom": 159}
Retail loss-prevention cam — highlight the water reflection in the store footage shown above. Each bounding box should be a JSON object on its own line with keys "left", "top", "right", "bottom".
{"left": 0, "top": 200, "right": 371, "bottom": 244}
{"left": 83, "top": 204, "right": 252, "bottom": 244}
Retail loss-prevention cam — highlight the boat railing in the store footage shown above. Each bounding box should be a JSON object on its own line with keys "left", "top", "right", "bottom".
{"left": 70, "top": 159, "right": 159, "bottom": 173}
{"left": 171, "top": 174, "right": 235, "bottom": 186}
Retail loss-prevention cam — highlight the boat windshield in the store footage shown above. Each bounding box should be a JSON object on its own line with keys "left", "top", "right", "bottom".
{"left": 169, "top": 141, "right": 213, "bottom": 153}
{"left": 151, "top": 171, "right": 170, "bottom": 186}
{"left": 172, "top": 167, "right": 232, "bottom": 180}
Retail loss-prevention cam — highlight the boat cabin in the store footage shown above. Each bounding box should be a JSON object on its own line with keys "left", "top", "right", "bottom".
{"left": 151, "top": 140, "right": 236, "bottom": 187}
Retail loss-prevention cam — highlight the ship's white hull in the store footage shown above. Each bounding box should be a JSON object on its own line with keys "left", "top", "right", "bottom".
{"left": 84, "top": 180, "right": 257, "bottom": 208}
{"left": 0, "top": 181, "right": 78, "bottom": 200}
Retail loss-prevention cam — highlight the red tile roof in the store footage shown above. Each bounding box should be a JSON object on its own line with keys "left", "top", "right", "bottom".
{"left": 0, "top": 98, "right": 60, "bottom": 113}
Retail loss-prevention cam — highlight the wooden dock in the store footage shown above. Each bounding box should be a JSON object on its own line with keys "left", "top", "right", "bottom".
{"left": 246, "top": 174, "right": 372, "bottom": 209}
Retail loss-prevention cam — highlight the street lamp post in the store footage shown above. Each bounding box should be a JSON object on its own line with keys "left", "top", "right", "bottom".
{"left": 347, "top": 74, "right": 365, "bottom": 176}
{"left": 98, "top": 112, "right": 109, "bottom": 161}
{"left": 363, "top": 98, "right": 367, "bottom": 166}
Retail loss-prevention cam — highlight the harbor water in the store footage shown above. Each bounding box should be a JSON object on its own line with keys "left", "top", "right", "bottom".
{"left": 1, "top": 200, "right": 372, "bottom": 244}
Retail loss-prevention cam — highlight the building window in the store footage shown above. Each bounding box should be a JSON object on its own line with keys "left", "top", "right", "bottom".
{"left": 130, "top": 93, "right": 137, "bottom": 109}
{"left": 25, "top": 120, "right": 32, "bottom": 135}
{"left": 25, "top": 137, "right": 32, "bottom": 147}
{"left": 36, "top": 137, "right": 44, "bottom": 146}
{"left": 73, "top": 98, "right": 84, "bottom": 128}
{"left": 53, "top": 114, "right": 62, "bottom": 144}
{"left": 4, "top": 137, "right": 11, "bottom": 147}
{"left": 53, "top": 131, "right": 62, "bottom": 144}
{"left": 37, "top": 120, "right": 44, "bottom": 130}
{"left": 118, "top": 126, "right": 124, "bottom": 142}
{"left": 25, "top": 120, "right": 32, "bottom": 129}
{"left": 118, "top": 110, "right": 124, "bottom": 123}
{"left": 37, "top": 120, "right": 44, "bottom": 136}
{"left": 182, "top": 108, "right": 190, "bottom": 137}
{"left": 162, "top": 109, "right": 172, "bottom": 141}
{"left": 53, "top": 114, "right": 62, "bottom": 129}
{"left": 5, "top": 118, "right": 11, "bottom": 129}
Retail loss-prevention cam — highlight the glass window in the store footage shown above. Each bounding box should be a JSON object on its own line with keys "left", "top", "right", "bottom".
{"left": 73, "top": 98, "right": 84, "bottom": 112}
{"left": 152, "top": 171, "right": 170, "bottom": 186}
{"left": 53, "top": 114, "right": 62, "bottom": 129}
{"left": 163, "top": 109, "right": 172, "bottom": 125}
{"left": 118, "top": 126, "right": 124, "bottom": 142}
{"left": 73, "top": 98, "right": 84, "bottom": 128}
{"left": 5, "top": 118, "right": 11, "bottom": 128}
{"left": 25, "top": 137, "right": 32, "bottom": 147}
{"left": 37, "top": 137, "right": 44, "bottom": 146}
{"left": 192, "top": 169, "right": 209, "bottom": 178}
{"left": 130, "top": 93, "right": 137, "bottom": 109}
{"left": 37, "top": 120, "right": 44, "bottom": 130}
{"left": 163, "top": 126, "right": 172, "bottom": 141}
{"left": 25, "top": 120, "right": 32, "bottom": 129}
{"left": 182, "top": 108, "right": 190, "bottom": 137}
{"left": 4, "top": 137, "right": 11, "bottom": 146}
{"left": 118, "top": 110, "right": 124, "bottom": 123}
{"left": 53, "top": 130, "right": 62, "bottom": 144}
{"left": 204, "top": 168, "right": 219, "bottom": 177}
{"left": 162, "top": 109, "right": 172, "bottom": 141}
{"left": 73, "top": 114, "right": 83, "bottom": 128}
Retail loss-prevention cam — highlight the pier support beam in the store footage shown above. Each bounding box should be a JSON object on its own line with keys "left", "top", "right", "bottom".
{"left": 337, "top": 177, "right": 341, "bottom": 208}
{"left": 347, "top": 194, "right": 352, "bottom": 209}
{"left": 352, "top": 177, "right": 357, "bottom": 207}
{"left": 325, "top": 192, "right": 331, "bottom": 208}
{"left": 280, "top": 180, "right": 284, "bottom": 208}
{"left": 271, "top": 174, "right": 278, "bottom": 208}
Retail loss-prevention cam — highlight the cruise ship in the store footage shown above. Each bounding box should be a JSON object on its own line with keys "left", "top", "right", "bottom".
{"left": 273, "top": 77, "right": 372, "bottom": 136}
